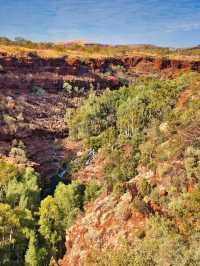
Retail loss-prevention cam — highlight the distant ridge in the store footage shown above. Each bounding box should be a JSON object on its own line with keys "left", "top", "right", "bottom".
{"left": 60, "top": 40, "right": 110, "bottom": 47}
{"left": 58, "top": 40, "right": 161, "bottom": 49}
{"left": 190, "top": 44, "right": 200, "bottom": 50}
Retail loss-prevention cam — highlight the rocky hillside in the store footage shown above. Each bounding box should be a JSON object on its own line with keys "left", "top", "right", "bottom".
{"left": 59, "top": 73, "right": 200, "bottom": 265}
{"left": 1, "top": 52, "right": 199, "bottom": 180}
{"left": 60, "top": 182, "right": 147, "bottom": 266}
{"left": 1, "top": 45, "right": 200, "bottom": 266}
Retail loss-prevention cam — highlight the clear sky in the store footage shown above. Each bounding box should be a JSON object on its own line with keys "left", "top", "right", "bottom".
{"left": 0, "top": 0, "right": 199, "bottom": 47}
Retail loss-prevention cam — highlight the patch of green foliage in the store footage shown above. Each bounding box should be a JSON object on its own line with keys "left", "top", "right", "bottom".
{"left": 84, "top": 180, "right": 101, "bottom": 202}
{"left": 0, "top": 160, "right": 44, "bottom": 266}
{"left": 0, "top": 155, "right": 102, "bottom": 265}
{"left": 68, "top": 76, "right": 186, "bottom": 184}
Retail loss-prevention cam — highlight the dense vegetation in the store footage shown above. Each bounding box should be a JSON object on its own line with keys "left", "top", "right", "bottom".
{"left": 68, "top": 72, "right": 200, "bottom": 265}
{"left": 68, "top": 75, "right": 186, "bottom": 184}
{"left": 0, "top": 156, "right": 100, "bottom": 265}
{"left": 1, "top": 71, "right": 200, "bottom": 265}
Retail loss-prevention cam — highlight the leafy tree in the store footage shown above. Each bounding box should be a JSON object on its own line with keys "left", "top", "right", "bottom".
{"left": 0, "top": 203, "right": 27, "bottom": 265}
{"left": 39, "top": 182, "right": 85, "bottom": 258}
{"left": 69, "top": 89, "right": 122, "bottom": 139}
{"left": 39, "top": 196, "right": 61, "bottom": 254}
{"left": 84, "top": 181, "right": 101, "bottom": 202}
{"left": 25, "top": 231, "right": 38, "bottom": 266}
{"left": 25, "top": 230, "right": 48, "bottom": 266}
{"left": 54, "top": 182, "right": 85, "bottom": 228}
{"left": 0, "top": 203, "right": 20, "bottom": 246}
{"left": 5, "top": 167, "right": 40, "bottom": 211}
{"left": 0, "top": 160, "right": 18, "bottom": 186}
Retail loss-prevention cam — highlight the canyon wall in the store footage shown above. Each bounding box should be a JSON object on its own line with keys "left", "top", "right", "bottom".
{"left": 0, "top": 53, "right": 200, "bottom": 92}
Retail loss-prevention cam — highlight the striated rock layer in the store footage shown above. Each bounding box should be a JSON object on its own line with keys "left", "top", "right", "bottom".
{"left": 0, "top": 53, "right": 200, "bottom": 92}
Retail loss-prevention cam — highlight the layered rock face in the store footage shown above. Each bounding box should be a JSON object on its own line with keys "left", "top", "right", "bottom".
{"left": 0, "top": 53, "right": 200, "bottom": 93}
{"left": 0, "top": 87, "right": 70, "bottom": 180}
{"left": 0, "top": 54, "right": 122, "bottom": 92}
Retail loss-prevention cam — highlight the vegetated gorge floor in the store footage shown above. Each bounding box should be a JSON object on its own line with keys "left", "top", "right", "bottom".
{"left": 0, "top": 51, "right": 200, "bottom": 190}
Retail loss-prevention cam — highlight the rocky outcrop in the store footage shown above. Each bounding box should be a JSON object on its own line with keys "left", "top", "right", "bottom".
{"left": 0, "top": 86, "right": 72, "bottom": 181}
{"left": 0, "top": 53, "right": 200, "bottom": 93}
{"left": 59, "top": 191, "right": 146, "bottom": 266}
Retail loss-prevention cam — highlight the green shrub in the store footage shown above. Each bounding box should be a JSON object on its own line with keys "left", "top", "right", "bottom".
{"left": 5, "top": 167, "right": 40, "bottom": 211}
{"left": 69, "top": 89, "right": 121, "bottom": 140}
{"left": 84, "top": 181, "right": 101, "bottom": 202}
{"left": 137, "top": 178, "right": 151, "bottom": 197}
{"left": 63, "top": 82, "right": 73, "bottom": 94}
{"left": 9, "top": 147, "right": 27, "bottom": 163}
{"left": 0, "top": 160, "right": 18, "bottom": 186}
{"left": 184, "top": 146, "right": 200, "bottom": 182}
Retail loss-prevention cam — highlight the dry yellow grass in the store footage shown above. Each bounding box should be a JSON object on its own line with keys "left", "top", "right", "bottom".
{"left": 0, "top": 42, "right": 200, "bottom": 61}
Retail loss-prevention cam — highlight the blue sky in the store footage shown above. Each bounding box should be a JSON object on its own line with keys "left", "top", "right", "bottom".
{"left": 0, "top": 0, "right": 199, "bottom": 47}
